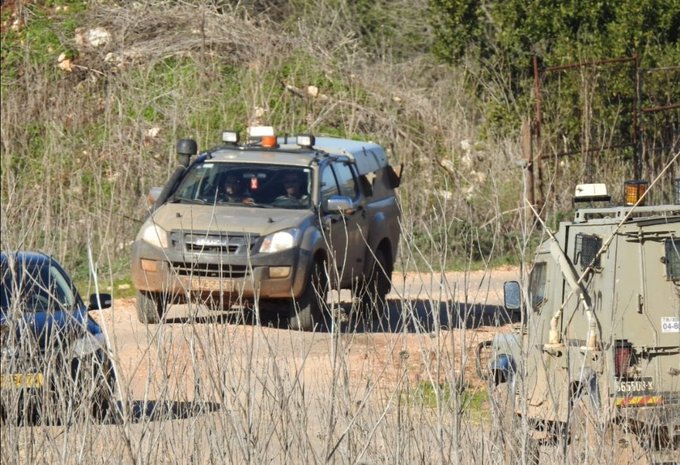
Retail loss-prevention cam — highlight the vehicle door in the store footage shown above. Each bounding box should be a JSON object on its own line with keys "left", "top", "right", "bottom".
{"left": 318, "top": 161, "right": 369, "bottom": 287}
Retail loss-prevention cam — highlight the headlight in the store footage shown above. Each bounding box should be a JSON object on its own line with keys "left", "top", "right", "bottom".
{"left": 71, "top": 332, "right": 107, "bottom": 358}
{"left": 259, "top": 229, "right": 299, "bottom": 254}
{"left": 139, "top": 222, "right": 169, "bottom": 248}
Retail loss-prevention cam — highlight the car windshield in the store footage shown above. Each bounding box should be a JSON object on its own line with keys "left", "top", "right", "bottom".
{"left": 171, "top": 162, "right": 312, "bottom": 210}
{"left": 1, "top": 260, "right": 78, "bottom": 313}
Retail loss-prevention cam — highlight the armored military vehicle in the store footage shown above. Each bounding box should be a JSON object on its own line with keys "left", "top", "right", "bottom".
{"left": 131, "top": 127, "right": 401, "bottom": 330}
{"left": 477, "top": 179, "right": 680, "bottom": 464}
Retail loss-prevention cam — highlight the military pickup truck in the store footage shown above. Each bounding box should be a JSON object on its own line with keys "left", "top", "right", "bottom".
{"left": 131, "top": 127, "right": 401, "bottom": 330}
{"left": 477, "top": 179, "right": 680, "bottom": 464}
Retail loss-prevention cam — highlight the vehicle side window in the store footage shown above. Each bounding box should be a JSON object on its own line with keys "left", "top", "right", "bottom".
{"left": 665, "top": 238, "right": 680, "bottom": 280}
{"left": 331, "top": 162, "right": 358, "bottom": 199}
{"left": 320, "top": 166, "right": 340, "bottom": 203}
{"left": 528, "top": 262, "right": 547, "bottom": 310}
{"left": 48, "top": 265, "right": 76, "bottom": 309}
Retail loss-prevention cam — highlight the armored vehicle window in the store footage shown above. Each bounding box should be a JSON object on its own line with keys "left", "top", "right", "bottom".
{"left": 575, "top": 233, "right": 602, "bottom": 270}
{"left": 528, "top": 262, "right": 547, "bottom": 310}
{"left": 331, "top": 162, "right": 359, "bottom": 199}
{"left": 665, "top": 239, "right": 680, "bottom": 280}
{"left": 320, "top": 166, "right": 340, "bottom": 202}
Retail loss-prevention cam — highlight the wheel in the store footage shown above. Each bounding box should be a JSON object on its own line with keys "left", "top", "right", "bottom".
{"left": 67, "top": 351, "right": 116, "bottom": 422}
{"left": 289, "top": 259, "right": 328, "bottom": 331}
{"left": 136, "top": 291, "right": 167, "bottom": 324}
{"left": 566, "top": 397, "right": 650, "bottom": 465}
{"left": 87, "top": 355, "right": 117, "bottom": 422}
{"left": 491, "top": 381, "right": 539, "bottom": 465}
{"left": 38, "top": 351, "right": 116, "bottom": 424}
{"left": 359, "top": 248, "right": 392, "bottom": 316}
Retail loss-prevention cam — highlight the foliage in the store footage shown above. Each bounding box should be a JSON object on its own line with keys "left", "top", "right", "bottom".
{"left": 2, "top": 0, "right": 676, "bottom": 280}
{"left": 412, "top": 381, "right": 488, "bottom": 414}
{"left": 429, "top": 0, "right": 679, "bottom": 128}
{"left": 429, "top": 0, "right": 679, "bottom": 203}
{"left": 431, "top": 0, "right": 679, "bottom": 68}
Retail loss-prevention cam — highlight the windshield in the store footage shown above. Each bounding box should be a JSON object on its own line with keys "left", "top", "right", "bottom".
{"left": 171, "top": 162, "right": 312, "bottom": 210}
{"left": 1, "top": 260, "right": 78, "bottom": 313}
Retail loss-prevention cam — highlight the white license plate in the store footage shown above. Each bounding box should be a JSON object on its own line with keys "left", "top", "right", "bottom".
{"left": 616, "top": 377, "right": 654, "bottom": 395}
{"left": 185, "top": 276, "right": 235, "bottom": 292}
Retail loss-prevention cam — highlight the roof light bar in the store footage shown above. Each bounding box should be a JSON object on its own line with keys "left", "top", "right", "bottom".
{"left": 222, "top": 130, "right": 239, "bottom": 144}
{"left": 574, "top": 183, "right": 610, "bottom": 203}
{"left": 297, "top": 134, "right": 315, "bottom": 148}
{"left": 261, "top": 135, "right": 278, "bottom": 148}
{"left": 248, "top": 126, "right": 275, "bottom": 138}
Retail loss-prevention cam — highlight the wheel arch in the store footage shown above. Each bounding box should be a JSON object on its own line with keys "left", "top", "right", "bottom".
{"left": 490, "top": 353, "right": 517, "bottom": 384}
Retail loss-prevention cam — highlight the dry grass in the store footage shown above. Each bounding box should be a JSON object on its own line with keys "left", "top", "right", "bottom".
{"left": 1, "top": 2, "right": 677, "bottom": 465}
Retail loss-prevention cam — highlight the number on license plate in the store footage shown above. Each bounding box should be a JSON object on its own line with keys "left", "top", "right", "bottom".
{"left": 0, "top": 373, "right": 44, "bottom": 389}
{"left": 616, "top": 377, "right": 653, "bottom": 394}
{"left": 187, "top": 276, "right": 234, "bottom": 292}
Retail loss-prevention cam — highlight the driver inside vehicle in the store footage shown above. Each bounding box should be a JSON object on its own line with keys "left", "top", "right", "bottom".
{"left": 273, "top": 172, "right": 309, "bottom": 208}
{"left": 219, "top": 175, "right": 253, "bottom": 205}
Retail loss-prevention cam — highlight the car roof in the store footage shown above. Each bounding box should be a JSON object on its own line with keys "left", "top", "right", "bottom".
{"left": 1, "top": 251, "right": 53, "bottom": 267}
{"left": 205, "top": 136, "right": 389, "bottom": 174}
{"left": 208, "top": 147, "right": 317, "bottom": 167}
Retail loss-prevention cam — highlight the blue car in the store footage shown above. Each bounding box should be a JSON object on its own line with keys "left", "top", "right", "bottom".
{"left": 0, "top": 251, "right": 116, "bottom": 423}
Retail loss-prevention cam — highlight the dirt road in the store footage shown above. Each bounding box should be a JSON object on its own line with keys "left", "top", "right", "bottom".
{"left": 3, "top": 268, "right": 520, "bottom": 465}
{"left": 96, "top": 267, "right": 519, "bottom": 401}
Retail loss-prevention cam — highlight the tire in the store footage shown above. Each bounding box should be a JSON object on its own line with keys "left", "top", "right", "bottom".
{"left": 89, "top": 356, "right": 116, "bottom": 422}
{"left": 360, "top": 248, "right": 392, "bottom": 316}
{"left": 68, "top": 352, "right": 116, "bottom": 423}
{"left": 491, "top": 381, "right": 539, "bottom": 465}
{"left": 39, "top": 351, "right": 115, "bottom": 425}
{"left": 136, "top": 291, "right": 167, "bottom": 324}
{"left": 289, "top": 259, "right": 328, "bottom": 331}
{"left": 566, "top": 397, "right": 650, "bottom": 465}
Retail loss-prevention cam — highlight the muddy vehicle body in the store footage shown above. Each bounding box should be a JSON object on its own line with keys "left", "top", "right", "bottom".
{"left": 131, "top": 128, "right": 401, "bottom": 330}
{"left": 478, "top": 181, "right": 680, "bottom": 464}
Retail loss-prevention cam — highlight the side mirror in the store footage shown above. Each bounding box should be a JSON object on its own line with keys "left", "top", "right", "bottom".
{"left": 147, "top": 187, "right": 163, "bottom": 207}
{"left": 176, "top": 138, "right": 198, "bottom": 167}
{"left": 503, "top": 281, "right": 521, "bottom": 311}
{"left": 322, "top": 195, "right": 354, "bottom": 214}
{"left": 88, "top": 293, "right": 112, "bottom": 310}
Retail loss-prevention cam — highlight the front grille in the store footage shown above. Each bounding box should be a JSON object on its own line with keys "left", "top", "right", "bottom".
{"left": 171, "top": 262, "right": 249, "bottom": 278}
{"left": 170, "top": 231, "right": 259, "bottom": 256}
{"left": 186, "top": 243, "right": 239, "bottom": 253}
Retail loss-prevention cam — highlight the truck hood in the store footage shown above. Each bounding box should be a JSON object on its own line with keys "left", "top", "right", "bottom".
{"left": 149, "top": 204, "right": 313, "bottom": 235}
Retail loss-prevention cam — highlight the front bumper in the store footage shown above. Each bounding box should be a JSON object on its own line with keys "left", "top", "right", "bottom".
{"left": 1, "top": 332, "right": 113, "bottom": 396}
{"left": 131, "top": 240, "right": 311, "bottom": 300}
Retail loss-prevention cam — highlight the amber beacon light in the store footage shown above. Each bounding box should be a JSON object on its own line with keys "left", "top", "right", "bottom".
{"left": 624, "top": 179, "right": 648, "bottom": 206}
